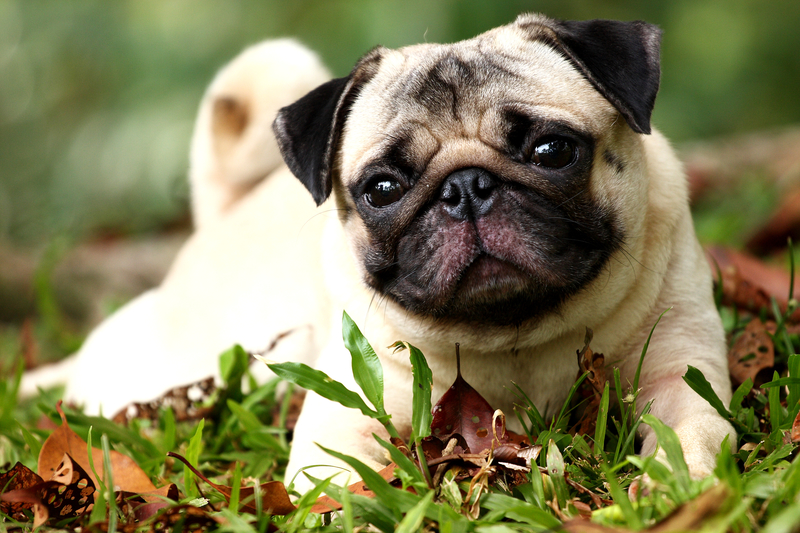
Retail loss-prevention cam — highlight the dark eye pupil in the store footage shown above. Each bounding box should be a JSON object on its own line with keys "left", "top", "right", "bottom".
{"left": 532, "top": 138, "right": 575, "bottom": 168}
{"left": 366, "top": 178, "right": 403, "bottom": 207}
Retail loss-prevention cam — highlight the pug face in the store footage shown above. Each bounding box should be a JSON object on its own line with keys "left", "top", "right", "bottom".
{"left": 274, "top": 14, "right": 662, "bottom": 329}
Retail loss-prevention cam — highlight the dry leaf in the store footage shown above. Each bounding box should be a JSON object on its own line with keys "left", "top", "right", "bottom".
{"left": 573, "top": 329, "right": 608, "bottom": 436}
{"left": 746, "top": 188, "right": 800, "bottom": 255}
{"left": 728, "top": 319, "right": 776, "bottom": 386}
{"left": 430, "top": 354, "right": 527, "bottom": 454}
{"left": 0, "top": 462, "right": 44, "bottom": 520}
{"left": 1, "top": 454, "right": 95, "bottom": 528}
{"left": 792, "top": 409, "right": 800, "bottom": 443}
{"left": 168, "top": 452, "right": 295, "bottom": 515}
{"left": 112, "top": 377, "right": 216, "bottom": 425}
{"left": 143, "top": 503, "right": 222, "bottom": 532}
{"left": 39, "top": 401, "right": 157, "bottom": 494}
{"left": 116, "top": 484, "right": 179, "bottom": 522}
{"left": 706, "top": 246, "right": 799, "bottom": 321}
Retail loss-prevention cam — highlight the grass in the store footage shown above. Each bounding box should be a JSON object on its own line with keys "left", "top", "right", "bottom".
{"left": 2, "top": 299, "right": 800, "bottom": 531}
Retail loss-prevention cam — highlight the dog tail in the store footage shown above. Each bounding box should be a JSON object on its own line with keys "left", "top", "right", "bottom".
{"left": 189, "top": 39, "right": 330, "bottom": 229}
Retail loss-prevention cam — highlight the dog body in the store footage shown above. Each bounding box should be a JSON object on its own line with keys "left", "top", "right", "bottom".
{"left": 24, "top": 14, "right": 734, "bottom": 490}
{"left": 276, "top": 14, "right": 733, "bottom": 486}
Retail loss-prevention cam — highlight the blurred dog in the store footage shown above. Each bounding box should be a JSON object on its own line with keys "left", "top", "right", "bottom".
{"left": 21, "top": 39, "right": 333, "bottom": 413}
{"left": 24, "top": 15, "right": 734, "bottom": 491}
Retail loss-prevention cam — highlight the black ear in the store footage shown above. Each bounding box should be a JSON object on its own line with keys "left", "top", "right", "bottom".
{"left": 273, "top": 48, "right": 384, "bottom": 205}
{"left": 518, "top": 15, "right": 662, "bottom": 134}
{"left": 272, "top": 76, "right": 351, "bottom": 205}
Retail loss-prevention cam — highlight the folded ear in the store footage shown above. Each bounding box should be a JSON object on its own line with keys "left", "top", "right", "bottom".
{"left": 273, "top": 48, "right": 384, "bottom": 205}
{"left": 517, "top": 15, "right": 662, "bottom": 134}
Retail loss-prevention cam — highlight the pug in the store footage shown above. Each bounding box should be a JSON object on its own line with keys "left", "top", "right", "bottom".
{"left": 19, "top": 39, "right": 334, "bottom": 413}
{"left": 274, "top": 13, "right": 734, "bottom": 488}
{"left": 22, "top": 14, "right": 734, "bottom": 492}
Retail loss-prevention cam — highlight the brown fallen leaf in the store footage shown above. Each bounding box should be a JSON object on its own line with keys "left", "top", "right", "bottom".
{"left": 142, "top": 503, "right": 222, "bottom": 532}
{"left": 430, "top": 345, "right": 527, "bottom": 454}
{"left": 39, "top": 401, "right": 157, "bottom": 494}
{"left": 746, "top": 188, "right": 800, "bottom": 255}
{"left": 572, "top": 329, "right": 607, "bottom": 436}
{"left": 112, "top": 376, "right": 216, "bottom": 425}
{"left": 728, "top": 319, "right": 776, "bottom": 387}
{"left": 0, "top": 462, "right": 44, "bottom": 520}
{"left": 1, "top": 454, "right": 95, "bottom": 529}
{"left": 792, "top": 409, "right": 800, "bottom": 443}
{"left": 117, "top": 484, "right": 180, "bottom": 522}
{"left": 706, "top": 246, "right": 799, "bottom": 321}
{"left": 168, "top": 452, "right": 295, "bottom": 515}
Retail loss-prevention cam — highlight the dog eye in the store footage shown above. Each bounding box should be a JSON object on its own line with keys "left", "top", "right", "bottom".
{"left": 365, "top": 177, "right": 405, "bottom": 207}
{"left": 531, "top": 137, "right": 576, "bottom": 168}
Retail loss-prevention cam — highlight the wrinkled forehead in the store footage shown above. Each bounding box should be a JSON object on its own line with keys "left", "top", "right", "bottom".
{"left": 340, "top": 29, "right": 615, "bottom": 174}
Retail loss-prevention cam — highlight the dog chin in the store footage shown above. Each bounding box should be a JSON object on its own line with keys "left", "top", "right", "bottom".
{"left": 378, "top": 256, "right": 566, "bottom": 327}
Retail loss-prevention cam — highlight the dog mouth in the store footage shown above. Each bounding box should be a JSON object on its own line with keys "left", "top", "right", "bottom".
{"left": 375, "top": 218, "right": 568, "bottom": 326}
{"left": 454, "top": 253, "right": 529, "bottom": 302}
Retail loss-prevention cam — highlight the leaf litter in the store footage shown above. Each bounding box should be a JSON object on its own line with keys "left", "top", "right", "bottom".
{"left": 7, "top": 255, "right": 800, "bottom": 531}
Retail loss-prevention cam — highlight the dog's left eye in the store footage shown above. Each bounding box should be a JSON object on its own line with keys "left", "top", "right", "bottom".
{"left": 365, "top": 177, "right": 405, "bottom": 207}
{"left": 531, "top": 137, "right": 576, "bottom": 168}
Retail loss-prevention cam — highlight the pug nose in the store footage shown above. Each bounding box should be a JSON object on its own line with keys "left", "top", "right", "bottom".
{"left": 439, "top": 167, "right": 498, "bottom": 220}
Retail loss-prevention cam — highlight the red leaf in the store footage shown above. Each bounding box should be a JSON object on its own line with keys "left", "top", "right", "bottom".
{"left": 431, "top": 371, "right": 502, "bottom": 454}
{"left": 429, "top": 346, "right": 527, "bottom": 454}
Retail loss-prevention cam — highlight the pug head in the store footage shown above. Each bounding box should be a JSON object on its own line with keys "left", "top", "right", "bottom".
{"left": 274, "top": 14, "right": 662, "bottom": 328}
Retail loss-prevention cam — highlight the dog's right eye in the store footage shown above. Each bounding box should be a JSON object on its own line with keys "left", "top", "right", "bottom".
{"left": 365, "top": 177, "right": 405, "bottom": 207}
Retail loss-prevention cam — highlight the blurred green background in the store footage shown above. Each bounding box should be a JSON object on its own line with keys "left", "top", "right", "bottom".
{"left": 1, "top": 0, "right": 799, "bottom": 247}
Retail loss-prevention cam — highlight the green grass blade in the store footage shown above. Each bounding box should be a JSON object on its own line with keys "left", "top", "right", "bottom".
{"left": 17, "top": 423, "right": 42, "bottom": 459}
{"left": 553, "top": 372, "right": 588, "bottom": 431}
{"left": 480, "top": 492, "right": 562, "bottom": 529}
{"left": 405, "top": 342, "right": 433, "bottom": 443}
{"left": 594, "top": 381, "right": 610, "bottom": 457}
{"left": 683, "top": 366, "right": 731, "bottom": 419}
{"left": 267, "top": 361, "right": 379, "bottom": 420}
{"left": 634, "top": 308, "right": 669, "bottom": 391}
{"left": 219, "top": 344, "right": 249, "bottom": 387}
{"left": 318, "top": 444, "right": 421, "bottom": 512}
{"left": 101, "top": 434, "right": 119, "bottom": 533}
{"left": 342, "top": 311, "right": 385, "bottom": 415}
{"left": 161, "top": 407, "right": 176, "bottom": 455}
{"left": 601, "top": 461, "right": 643, "bottom": 530}
{"left": 396, "top": 491, "right": 433, "bottom": 533}
{"left": 729, "top": 378, "right": 753, "bottom": 413}
{"left": 306, "top": 473, "right": 397, "bottom": 531}
{"left": 229, "top": 461, "right": 242, "bottom": 512}
{"left": 545, "top": 440, "right": 569, "bottom": 510}
{"left": 761, "top": 377, "right": 800, "bottom": 389}
{"left": 768, "top": 371, "right": 784, "bottom": 432}
{"left": 615, "top": 399, "right": 652, "bottom": 465}
{"left": 184, "top": 419, "right": 205, "bottom": 499}
{"left": 373, "top": 435, "right": 426, "bottom": 487}
{"left": 86, "top": 428, "right": 107, "bottom": 525}
{"left": 763, "top": 501, "right": 800, "bottom": 533}
{"left": 641, "top": 414, "right": 691, "bottom": 493}
{"left": 289, "top": 476, "right": 334, "bottom": 533}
